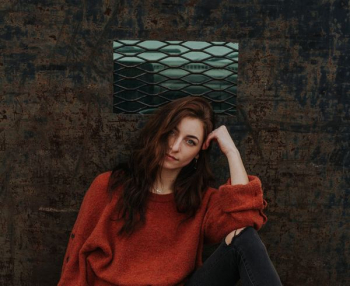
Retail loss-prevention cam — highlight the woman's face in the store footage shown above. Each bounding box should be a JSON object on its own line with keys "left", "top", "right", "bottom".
{"left": 162, "top": 117, "right": 204, "bottom": 172}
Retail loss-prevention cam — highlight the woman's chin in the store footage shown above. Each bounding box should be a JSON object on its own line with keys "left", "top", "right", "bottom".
{"left": 160, "top": 163, "right": 182, "bottom": 171}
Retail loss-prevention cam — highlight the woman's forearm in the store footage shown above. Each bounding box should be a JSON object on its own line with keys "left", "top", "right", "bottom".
{"left": 226, "top": 149, "right": 249, "bottom": 185}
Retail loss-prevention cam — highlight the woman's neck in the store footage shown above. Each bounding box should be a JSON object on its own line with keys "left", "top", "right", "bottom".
{"left": 152, "top": 168, "right": 181, "bottom": 194}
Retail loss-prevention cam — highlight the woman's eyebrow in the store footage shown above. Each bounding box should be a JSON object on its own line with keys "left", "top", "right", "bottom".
{"left": 174, "top": 127, "right": 199, "bottom": 141}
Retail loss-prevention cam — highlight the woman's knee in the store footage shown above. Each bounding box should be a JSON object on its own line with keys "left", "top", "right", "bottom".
{"left": 225, "top": 226, "right": 263, "bottom": 249}
{"left": 225, "top": 227, "right": 247, "bottom": 246}
{"left": 231, "top": 227, "right": 268, "bottom": 255}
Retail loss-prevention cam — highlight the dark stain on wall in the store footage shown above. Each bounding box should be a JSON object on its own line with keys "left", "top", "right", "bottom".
{"left": 0, "top": 0, "right": 349, "bottom": 285}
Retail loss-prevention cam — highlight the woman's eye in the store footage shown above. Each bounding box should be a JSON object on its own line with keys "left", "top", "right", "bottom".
{"left": 187, "top": 139, "right": 196, "bottom": 146}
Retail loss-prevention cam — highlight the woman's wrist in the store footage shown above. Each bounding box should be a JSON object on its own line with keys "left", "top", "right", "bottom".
{"left": 225, "top": 148, "right": 240, "bottom": 158}
{"left": 226, "top": 149, "right": 249, "bottom": 185}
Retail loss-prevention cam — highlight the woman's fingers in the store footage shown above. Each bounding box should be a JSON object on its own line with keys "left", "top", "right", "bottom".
{"left": 202, "top": 131, "right": 216, "bottom": 150}
{"left": 203, "top": 126, "right": 237, "bottom": 154}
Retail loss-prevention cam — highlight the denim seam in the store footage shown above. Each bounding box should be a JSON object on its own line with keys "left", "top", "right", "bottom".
{"left": 233, "top": 245, "right": 258, "bottom": 286}
{"left": 188, "top": 245, "right": 234, "bottom": 286}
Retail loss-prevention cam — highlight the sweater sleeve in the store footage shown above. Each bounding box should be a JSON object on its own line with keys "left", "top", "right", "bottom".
{"left": 58, "top": 171, "right": 112, "bottom": 286}
{"left": 203, "top": 175, "right": 268, "bottom": 245}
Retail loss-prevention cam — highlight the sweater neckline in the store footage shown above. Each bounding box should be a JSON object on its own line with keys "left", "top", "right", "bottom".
{"left": 148, "top": 191, "right": 174, "bottom": 202}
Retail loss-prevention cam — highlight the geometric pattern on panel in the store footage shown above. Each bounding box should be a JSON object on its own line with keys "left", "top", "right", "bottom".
{"left": 113, "top": 40, "right": 238, "bottom": 115}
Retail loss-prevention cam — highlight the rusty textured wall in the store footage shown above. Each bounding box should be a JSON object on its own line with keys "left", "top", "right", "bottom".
{"left": 0, "top": 0, "right": 349, "bottom": 285}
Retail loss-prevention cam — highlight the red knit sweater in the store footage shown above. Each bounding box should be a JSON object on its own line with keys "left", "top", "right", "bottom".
{"left": 58, "top": 171, "right": 267, "bottom": 286}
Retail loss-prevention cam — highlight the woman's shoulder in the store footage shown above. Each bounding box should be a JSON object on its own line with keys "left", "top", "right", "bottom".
{"left": 82, "top": 171, "right": 114, "bottom": 205}
{"left": 200, "top": 185, "right": 219, "bottom": 205}
{"left": 70, "top": 171, "right": 116, "bottom": 237}
{"left": 94, "top": 171, "right": 113, "bottom": 184}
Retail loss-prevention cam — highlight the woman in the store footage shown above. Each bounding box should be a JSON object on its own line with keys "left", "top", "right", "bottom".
{"left": 58, "top": 96, "right": 282, "bottom": 286}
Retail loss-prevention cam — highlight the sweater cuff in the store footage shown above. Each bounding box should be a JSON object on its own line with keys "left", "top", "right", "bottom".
{"left": 223, "top": 175, "right": 256, "bottom": 186}
{"left": 218, "top": 175, "right": 265, "bottom": 212}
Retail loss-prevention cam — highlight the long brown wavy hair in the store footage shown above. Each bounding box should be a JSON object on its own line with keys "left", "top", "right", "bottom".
{"left": 107, "top": 96, "right": 216, "bottom": 236}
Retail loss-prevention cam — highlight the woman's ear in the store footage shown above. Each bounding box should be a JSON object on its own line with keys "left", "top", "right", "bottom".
{"left": 202, "top": 140, "right": 210, "bottom": 150}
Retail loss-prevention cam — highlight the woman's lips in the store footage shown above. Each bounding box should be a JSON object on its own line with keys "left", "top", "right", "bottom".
{"left": 166, "top": 154, "right": 178, "bottom": 161}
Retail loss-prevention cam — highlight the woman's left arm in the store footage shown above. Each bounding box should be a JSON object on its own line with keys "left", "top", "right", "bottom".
{"left": 202, "top": 125, "right": 267, "bottom": 244}
{"left": 202, "top": 125, "right": 249, "bottom": 186}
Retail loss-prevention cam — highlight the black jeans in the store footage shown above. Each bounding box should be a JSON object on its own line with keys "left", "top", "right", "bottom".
{"left": 185, "top": 227, "right": 282, "bottom": 286}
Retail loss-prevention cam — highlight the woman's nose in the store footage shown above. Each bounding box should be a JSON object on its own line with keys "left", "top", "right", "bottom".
{"left": 170, "top": 137, "right": 181, "bottom": 151}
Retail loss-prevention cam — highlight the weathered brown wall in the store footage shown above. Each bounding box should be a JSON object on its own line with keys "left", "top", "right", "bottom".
{"left": 0, "top": 0, "right": 349, "bottom": 285}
